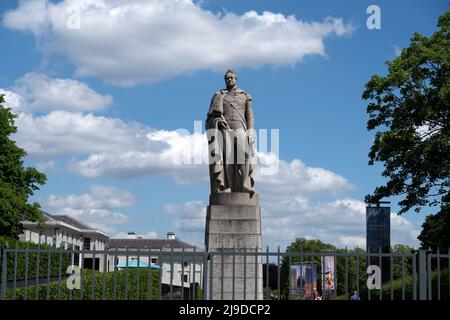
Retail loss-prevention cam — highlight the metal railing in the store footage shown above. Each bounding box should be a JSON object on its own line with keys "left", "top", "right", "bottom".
{"left": 0, "top": 244, "right": 448, "bottom": 300}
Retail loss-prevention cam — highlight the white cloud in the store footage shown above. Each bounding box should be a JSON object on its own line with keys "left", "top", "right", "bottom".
{"left": 47, "top": 184, "right": 135, "bottom": 209}
{"left": 164, "top": 201, "right": 206, "bottom": 233}
{"left": 3, "top": 0, "right": 353, "bottom": 85}
{"left": 70, "top": 148, "right": 352, "bottom": 196}
{"left": 164, "top": 200, "right": 208, "bottom": 248}
{"left": 391, "top": 213, "right": 420, "bottom": 246}
{"left": 35, "top": 160, "right": 57, "bottom": 173}
{"left": 75, "top": 224, "right": 159, "bottom": 239}
{"left": 11, "top": 73, "right": 112, "bottom": 112}
{"left": 415, "top": 122, "right": 442, "bottom": 141}
{"left": 112, "top": 231, "right": 159, "bottom": 239}
{"left": 53, "top": 121, "right": 351, "bottom": 196}
{"left": 53, "top": 207, "right": 128, "bottom": 225}
{"left": 261, "top": 198, "right": 419, "bottom": 249}
{"left": 158, "top": 157, "right": 366, "bottom": 249}
{"left": 2, "top": 0, "right": 49, "bottom": 35}
{"left": 69, "top": 128, "right": 208, "bottom": 182}
{"left": 12, "top": 106, "right": 352, "bottom": 195}
{"left": 338, "top": 236, "right": 366, "bottom": 248}
{"left": 14, "top": 111, "right": 158, "bottom": 158}
{"left": 8, "top": 94, "right": 352, "bottom": 198}
{"left": 0, "top": 89, "right": 24, "bottom": 110}
{"left": 256, "top": 157, "right": 352, "bottom": 196}
{"left": 9, "top": 104, "right": 207, "bottom": 181}
{"left": 163, "top": 197, "right": 419, "bottom": 250}
{"left": 46, "top": 184, "right": 136, "bottom": 233}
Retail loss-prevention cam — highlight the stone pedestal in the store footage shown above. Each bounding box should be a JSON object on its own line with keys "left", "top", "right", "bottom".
{"left": 205, "top": 192, "right": 263, "bottom": 300}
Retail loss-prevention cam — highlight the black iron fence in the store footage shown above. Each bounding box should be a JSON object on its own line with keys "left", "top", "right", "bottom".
{"left": 0, "top": 244, "right": 448, "bottom": 300}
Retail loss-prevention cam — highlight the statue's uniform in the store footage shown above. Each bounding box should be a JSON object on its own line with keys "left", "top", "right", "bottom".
{"left": 221, "top": 89, "right": 254, "bottom": 130}
{"left": 206, "top": 88, "right": 255, "bottom": 193}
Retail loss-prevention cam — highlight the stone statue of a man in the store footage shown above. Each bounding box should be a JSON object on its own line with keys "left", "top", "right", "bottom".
{"left": 206, "top": 69, "right": 256, "bottom": 194}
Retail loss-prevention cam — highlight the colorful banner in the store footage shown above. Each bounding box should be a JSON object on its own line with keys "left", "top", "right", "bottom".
{"left": 321, "top": 256, "right": 335, "bottom": 300}
{"left": 290, "top": 263, "right": 317, "bottom": 300}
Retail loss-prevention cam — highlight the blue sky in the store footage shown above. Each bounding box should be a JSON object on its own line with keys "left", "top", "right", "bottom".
{"left": 0, "top": 0, "right": 447, "bottom": 249}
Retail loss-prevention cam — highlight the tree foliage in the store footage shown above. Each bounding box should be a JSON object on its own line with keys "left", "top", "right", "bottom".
{"left": 280, "top": 239, "right": 420, "bottom": 299}
{"left": 279, "top": 238, "right": 336, "bottom": 298}
{"left": 418, "top": 209, "right": 450, "bottom": 249}
{"left": 362, "top": 10, "right": 450, "bottom": 217}
{"left": 0, "top": 94, "right": 46, "bottom": 238}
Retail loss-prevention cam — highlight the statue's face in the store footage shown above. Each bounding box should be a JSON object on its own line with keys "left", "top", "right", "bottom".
{"left": 225, "top": 73, "right": 237, "bottom": 87}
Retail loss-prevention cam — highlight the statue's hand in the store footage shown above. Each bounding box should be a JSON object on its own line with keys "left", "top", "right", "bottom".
{"left": 217, "top": 118, "right": 229, "bottom": 130}
{"left": 248, "top": 131, "right": 256, "bottom": 144}
{"left": 218, "top": 120, "right": 226, "bottom": 130}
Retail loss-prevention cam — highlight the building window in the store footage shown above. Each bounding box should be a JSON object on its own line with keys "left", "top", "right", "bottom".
{"left": 183, "top": 261, "right": 189, "bottom": 267}
{"left": 182, "top": 275, "right": 188, "bottom": 283}
{"left": 151, "top": 258, "right": 157, "bottom": 264}
{"left": 74, "top": 245, "right": 80, "bottom": 265}
{"left": 83, "top": 238, "right": 91, "bottom": 250}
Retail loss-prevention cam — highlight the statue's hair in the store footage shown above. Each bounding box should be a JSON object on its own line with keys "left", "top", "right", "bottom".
{"left": 224, "top": 69, "right": 237, "bottom": 78}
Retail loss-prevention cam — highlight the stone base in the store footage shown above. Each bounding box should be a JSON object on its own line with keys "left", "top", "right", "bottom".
{"left": 205, "top": 193, "right": 263, "bottom": 300}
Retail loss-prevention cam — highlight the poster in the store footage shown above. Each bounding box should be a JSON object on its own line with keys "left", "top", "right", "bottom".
{"left": 290, "top": 263, "right": 317, "bottom": 300}
{"left": 321, "top": 256, "right": 335, "bottom": 300}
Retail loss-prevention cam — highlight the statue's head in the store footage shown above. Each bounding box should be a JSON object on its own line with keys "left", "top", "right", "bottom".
{"left": 224, "top": 69, "right": 237, "bottom": 87}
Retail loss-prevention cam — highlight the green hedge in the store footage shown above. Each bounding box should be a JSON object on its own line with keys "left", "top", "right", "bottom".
{"left": 336, "top": 269, "right": 449, "bottom": 300}
{"left": 0, "top": 237, "right": 72, "bottom": 281}
{"left": 5, "top": 269, "right": 162, "bottom": 300}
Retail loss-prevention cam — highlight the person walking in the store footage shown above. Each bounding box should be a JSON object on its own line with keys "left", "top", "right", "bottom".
{"left": 350, "top": 291, "right": 361, "bottom": 300}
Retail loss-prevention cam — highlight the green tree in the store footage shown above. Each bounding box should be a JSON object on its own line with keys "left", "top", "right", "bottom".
{"left": 334, "top": 247, "right": 368, "bottom": 298}
{"left": 279, "top": 238, "right": 335, "bottom": 299}
{"left": 418, "top": 210, "right": 450, "bottom": 249}
{"left": 391, "top": 244, "right": 414, "bottom": 279}
{"left": 362, "top": 10, "right": 450, "bottom": 246}
{"left": 0, "top": 94, "right": 46, "bottom": 239}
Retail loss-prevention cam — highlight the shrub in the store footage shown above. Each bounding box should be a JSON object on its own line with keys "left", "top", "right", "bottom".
{"left": 0, "top": 237, "right": 71, "bottom": 282}
{"left": 336, "top": 269, "right": 448, "bottom": 300}
{"left": 5, "top": 269, "right": 161, "bottom": 300}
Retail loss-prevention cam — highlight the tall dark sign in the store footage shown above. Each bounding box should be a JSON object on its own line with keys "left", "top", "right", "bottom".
{"left": 366, "top": 205, "right": 391, "bottom": 282}
{"left": 366, "top": 206, "right": 390, "bottom": 252}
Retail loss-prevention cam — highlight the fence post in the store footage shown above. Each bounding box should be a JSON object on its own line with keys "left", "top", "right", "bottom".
{"left": 418, "top": 249, "right": 428, "bottom": 300}
{"left": 202, "top": 251, "right": 208, "bottom": 300}
{"left": 1, "top": 244, "right": 7, "bottom": 300}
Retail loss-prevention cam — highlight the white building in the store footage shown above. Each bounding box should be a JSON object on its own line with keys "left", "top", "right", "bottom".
{"left": 108, "top": 232, "right": 204, "bottom": 290}
{"left": 20, "top": 215, "right": 203, "bottom": 292}
{"left": 20, "top": 212, "right": 109, "bottom": 270}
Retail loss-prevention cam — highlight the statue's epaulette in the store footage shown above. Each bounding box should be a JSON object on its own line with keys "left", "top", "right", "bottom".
{"left": 242, "top": 91, "right": 252, "bottom": 101}
{"left": 234, "top": 88, "right": 252, "bottom": 100}
{"left": 217, "top": 89, "right": 252, "bottom": 100}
